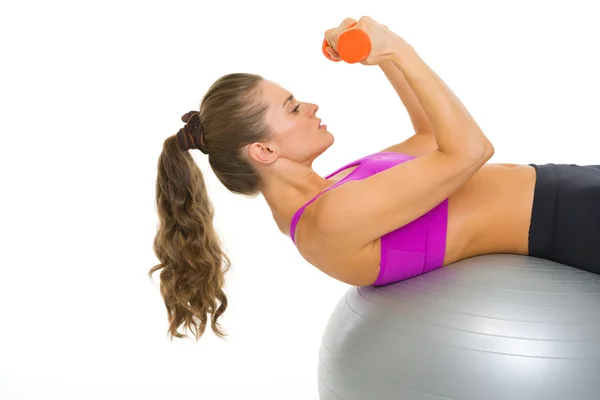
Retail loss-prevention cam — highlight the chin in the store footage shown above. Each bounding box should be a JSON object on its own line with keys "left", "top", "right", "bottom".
{"left": 326, "top": 129, "right": 335, "bottom": 143}
{"left": 318, "top": 132, "right": 335, "bottom": 154}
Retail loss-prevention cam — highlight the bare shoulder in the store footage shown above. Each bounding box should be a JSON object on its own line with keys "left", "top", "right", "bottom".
{"left": 295, "top": 201, "right": 382, "bottom": 286}
{"left": 290, "top": 184, "right": 381, "bottom": 286}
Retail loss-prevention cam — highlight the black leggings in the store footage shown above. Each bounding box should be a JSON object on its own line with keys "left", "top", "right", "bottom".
{"left": 528, "top": 163, "right": 600, "bottom": 274}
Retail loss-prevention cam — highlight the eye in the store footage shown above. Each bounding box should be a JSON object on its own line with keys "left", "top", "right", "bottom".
{"left": 292, "top": 103, "right": 300, "bottom": 114}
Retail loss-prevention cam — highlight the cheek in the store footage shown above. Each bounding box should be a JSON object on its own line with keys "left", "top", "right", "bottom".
{"left": 283, "top": 131, "right": 309, "bottom": 152}
{"left": 271, "top": 128, "right": 301, "bottom": 150}
{"left": 273, "top": 115, "right": 297, "bottom": 134}
{"left": 280, "top": 120, "right": 307, "bottom": 142}
{"left": 270, "top": 117, "right": 310, "bottom": 148}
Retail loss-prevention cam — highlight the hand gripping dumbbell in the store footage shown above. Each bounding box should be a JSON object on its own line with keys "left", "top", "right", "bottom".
{"left": 321, "top": 21, "right": 371, "bottom": 64}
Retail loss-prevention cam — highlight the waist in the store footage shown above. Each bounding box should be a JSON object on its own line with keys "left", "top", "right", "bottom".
{"left": 445, "top": 164, "right": 537, "bottom": 261}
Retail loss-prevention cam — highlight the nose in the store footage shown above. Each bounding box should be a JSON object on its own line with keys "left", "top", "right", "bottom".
{"left": 307, "top": 103, "right": 319, "bottom": 116}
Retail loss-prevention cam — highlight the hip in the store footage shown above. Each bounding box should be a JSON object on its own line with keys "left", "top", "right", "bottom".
{"left": 527, "top": 163, "right": 600, "bottom": 273}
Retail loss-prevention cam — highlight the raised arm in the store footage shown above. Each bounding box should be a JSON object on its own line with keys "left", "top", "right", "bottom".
{"left": 379, "top": 60, "right": 434, "bottom": 135}
{"left": 394, "top": 42, "right": 492, "bottom": 158}
{"left": 378, "top": 54, "right": 440, "bottom": 157}
{"left": 320, "top": 31, "right": 494, "bottom": 273}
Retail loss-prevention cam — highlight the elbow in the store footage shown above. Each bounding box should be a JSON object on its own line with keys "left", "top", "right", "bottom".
{"left": 461, "top": 136, "right": 494, "bottom": 167}
{"left": 461, "top": 139, "right": 494, "bottom": 164}
{"left": 481, "top": 138, "right": 495, "bottom": 161}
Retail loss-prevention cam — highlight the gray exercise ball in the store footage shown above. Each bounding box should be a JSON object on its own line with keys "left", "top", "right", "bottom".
{"left": 318, "top": 254, "right": 600, "bottom": 400}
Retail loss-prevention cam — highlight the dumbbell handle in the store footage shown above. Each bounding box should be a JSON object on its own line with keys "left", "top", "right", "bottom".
{"left": 322, "top": 21, "right": 372, "bottom": 64}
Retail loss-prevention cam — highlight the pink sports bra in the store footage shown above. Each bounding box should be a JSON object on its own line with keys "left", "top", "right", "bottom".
{"left": 289, "top": 151, "right": 449, "bottom": 286}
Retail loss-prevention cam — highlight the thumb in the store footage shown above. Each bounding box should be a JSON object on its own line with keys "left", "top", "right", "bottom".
{"left": 326, "top": 47, "right": 341, "bottom": 61}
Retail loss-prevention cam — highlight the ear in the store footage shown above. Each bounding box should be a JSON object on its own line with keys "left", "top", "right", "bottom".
{"left": 247, "top": 141, "right": 278, "bottom": 165}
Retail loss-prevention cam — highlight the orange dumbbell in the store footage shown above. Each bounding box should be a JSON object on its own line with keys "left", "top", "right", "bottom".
{"left": 322, "top": 21, "right": 371, "bottom": 64}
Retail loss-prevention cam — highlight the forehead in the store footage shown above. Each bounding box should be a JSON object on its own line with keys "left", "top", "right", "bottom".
{"left": 260, "top": 80, "right": 291, "bottom": 105}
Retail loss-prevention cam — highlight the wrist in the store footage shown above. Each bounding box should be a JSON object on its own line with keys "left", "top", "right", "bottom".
{"left": 388, "top": 39, "right": 419, "bottom": 68}
{"left": 378, "top": 60, "right": 395, "bottom": 71}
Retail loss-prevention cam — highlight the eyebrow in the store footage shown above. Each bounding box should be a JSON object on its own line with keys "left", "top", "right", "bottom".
{"left": 282, "top": 94, "right": 293, "bottom": 109}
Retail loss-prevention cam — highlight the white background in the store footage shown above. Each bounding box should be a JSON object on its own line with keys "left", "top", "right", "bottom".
{"left": 1, "top": 0, "right": 598, "bottom": 399}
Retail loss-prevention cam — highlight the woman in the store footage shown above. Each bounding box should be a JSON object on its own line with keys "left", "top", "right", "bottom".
{"left": 151, "top": 17, "right": 600, "bottom": 340}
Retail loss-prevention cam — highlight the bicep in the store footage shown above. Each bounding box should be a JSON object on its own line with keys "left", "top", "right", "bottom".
{"left": 320, "top": 149, "right": 487, "bottom": 246}
{"left": 379, "top": 132, "right": 438, "bottom": 158}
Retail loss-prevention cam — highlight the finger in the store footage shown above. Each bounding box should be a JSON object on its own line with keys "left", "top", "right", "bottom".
{"left": 341, "top": 17, "right": 357, "bottom": 28}
{"left": 326, "top": 47, "right": 341, "bottom": 60}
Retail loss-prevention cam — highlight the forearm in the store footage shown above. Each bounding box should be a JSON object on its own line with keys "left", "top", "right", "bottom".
{"left": 390, "top": 42, "right": 493, "bottom": 158}
{"left": 379, "top": 61, "right": 434, "bottom": 135}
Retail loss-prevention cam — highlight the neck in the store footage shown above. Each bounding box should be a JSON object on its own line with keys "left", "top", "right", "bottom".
{"left": 259, "top": 159, "right": 332, "bottom": 235}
